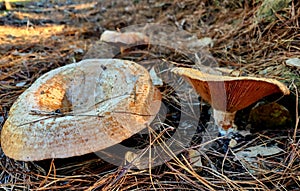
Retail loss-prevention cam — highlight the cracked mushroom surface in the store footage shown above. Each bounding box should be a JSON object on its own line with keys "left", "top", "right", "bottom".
{"left": 1, "top": 59, "right": 161, "bottom": 161}
{"left": 172, "top": 67, "right": 290, "bottom": 135}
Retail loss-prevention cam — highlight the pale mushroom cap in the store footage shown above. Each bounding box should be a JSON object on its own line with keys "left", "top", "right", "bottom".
{"left": 1, "top": 59, "right": 161, "bottom": 161}
{"left": 172, "top": 67, "right": 290, "bottom": 112}
{"left": 100, "top": 30, "right": 149, "bottom": 45}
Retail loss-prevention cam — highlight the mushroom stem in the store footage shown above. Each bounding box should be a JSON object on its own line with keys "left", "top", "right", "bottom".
{"left": 213, "top": 109, "right": 237, "bottom": 136}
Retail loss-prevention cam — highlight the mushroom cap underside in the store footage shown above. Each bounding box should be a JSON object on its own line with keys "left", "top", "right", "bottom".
{"left": 1, "top": 59, "right": 161, "bottom": 161}
{"left": 172, "top": 67, "right": 290, "bottom": 112}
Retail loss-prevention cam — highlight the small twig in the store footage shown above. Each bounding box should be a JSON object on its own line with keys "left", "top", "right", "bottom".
{"left": 292, "top": 81, "right": 299, "bottom": 141}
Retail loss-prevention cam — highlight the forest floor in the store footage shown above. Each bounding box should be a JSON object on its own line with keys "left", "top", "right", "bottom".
{"left": 0, "top": 0, "right": 299, "bottom": 190}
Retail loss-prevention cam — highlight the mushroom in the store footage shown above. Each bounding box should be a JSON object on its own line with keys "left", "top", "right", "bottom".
{"left": 171, "top": 67, "right": 290, "bottom": 135}
{"left": 83, "top": 30, "right": 149, "bottom": 59}
{"left": 100, "top": 30, "right": 149, "bottom": 53}
{"left": 1, "top": 59, "right": 161, "bottom": 161}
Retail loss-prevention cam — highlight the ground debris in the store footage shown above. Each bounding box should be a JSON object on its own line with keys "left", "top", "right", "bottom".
{"left": 0, "top": 0, "right": 299, "bottom": 190}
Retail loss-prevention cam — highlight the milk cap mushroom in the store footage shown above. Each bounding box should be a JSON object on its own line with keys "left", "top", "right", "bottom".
{"left": 83, "top": 31, "right": 149, "bottom": 59}
{"left": 171, "top": 67, "right": 290, "bottom": 135}
{"left": 1, "top": 59, "right": 161, "bottom": 161}
{"left": 100, "top": 30, "right": 149, "bottom": 53}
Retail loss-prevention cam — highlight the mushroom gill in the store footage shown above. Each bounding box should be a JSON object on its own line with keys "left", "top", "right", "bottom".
{"left": 172, "top": 67, "right": 290, "bottom": 135}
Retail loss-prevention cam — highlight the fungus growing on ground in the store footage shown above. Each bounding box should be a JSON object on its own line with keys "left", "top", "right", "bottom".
{"left": 1, "top": 59, "right": 161, "bottom": 161}
{"left": 171, "top": 67, "right": 290, "bottom": 135}
{"left": 100, "top": 30, "right": 149, "bottom": 53}
{"left": 83, "top": 30, "right": 149, "bottom": 59}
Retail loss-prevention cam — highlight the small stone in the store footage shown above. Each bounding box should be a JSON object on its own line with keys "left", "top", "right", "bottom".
{"left": 286, "top": 58, "right": 300, "bottom": 68}
{"left": 16, "top": 81, "right": 26, "bottom": 87}
{"left": 228, "top": 139, "right": 237, "bottom": 148}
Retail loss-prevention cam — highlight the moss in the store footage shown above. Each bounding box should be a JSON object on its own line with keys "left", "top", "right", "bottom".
{"left": 256, "top": 0, "right": 291, "bottom": 22}
{"left": 249, "top": 102, "right": 292, "bottom": 130}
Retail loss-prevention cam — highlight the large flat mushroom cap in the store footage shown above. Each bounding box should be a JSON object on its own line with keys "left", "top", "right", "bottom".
{"left": 172, "top": 67, "right": 290, "bottom": 112}
{"left": 1, "top": 59, "right": 161, "bottom": 161}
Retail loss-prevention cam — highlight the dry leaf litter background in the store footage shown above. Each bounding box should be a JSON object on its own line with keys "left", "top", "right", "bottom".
{"left": 0, "top": 0, "right": 300, "bottom": 190}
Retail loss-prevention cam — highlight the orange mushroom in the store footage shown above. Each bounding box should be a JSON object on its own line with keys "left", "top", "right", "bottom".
{"left": 172, "top": 67, "right": 290, "bottom": 135}
{"left": 1, "top": 59, "right": 161, "bottom": 161}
